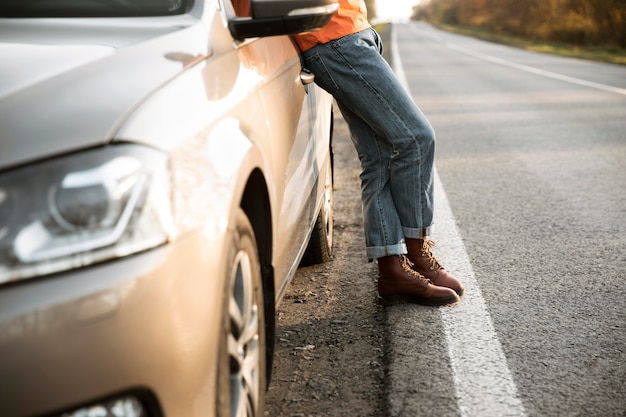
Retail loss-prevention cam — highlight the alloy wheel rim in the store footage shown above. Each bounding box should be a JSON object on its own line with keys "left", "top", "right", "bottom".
{"left": 228, "top": 250, "right": 260, "bottom": 417}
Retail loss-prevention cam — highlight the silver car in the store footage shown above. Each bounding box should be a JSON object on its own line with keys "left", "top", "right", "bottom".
{"left": 0, "top": 0, "right": 337, "bottom": 416}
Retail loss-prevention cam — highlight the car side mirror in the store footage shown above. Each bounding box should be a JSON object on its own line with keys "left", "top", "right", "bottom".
{"left": 226, "top": 0, "right": 339, "bottom": 41}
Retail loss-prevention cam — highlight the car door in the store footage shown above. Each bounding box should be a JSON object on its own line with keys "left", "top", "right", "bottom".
{"left": 229, "top": 9, "right": 323, "bottom": 292}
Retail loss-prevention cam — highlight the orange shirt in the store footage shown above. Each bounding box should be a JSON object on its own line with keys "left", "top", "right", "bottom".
{"left": 292, "top": 0, "right": 370, "bottom": 52}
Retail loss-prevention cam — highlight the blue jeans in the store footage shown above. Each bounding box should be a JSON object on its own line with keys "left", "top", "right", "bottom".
{"left": 301, "top": 27, "right": 435, "bottom": 260}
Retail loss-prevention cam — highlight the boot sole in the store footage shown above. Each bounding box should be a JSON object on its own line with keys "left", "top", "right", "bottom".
{"left": 378, "top": 293, "right": 459, "bottom": 307}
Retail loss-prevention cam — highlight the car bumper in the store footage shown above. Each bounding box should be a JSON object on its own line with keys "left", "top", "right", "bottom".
{"left": 0, "top": 230, "right": 229, "bottom": 417}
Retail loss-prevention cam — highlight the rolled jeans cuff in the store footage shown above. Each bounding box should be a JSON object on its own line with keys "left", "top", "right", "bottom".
{"left": 403, "top": 226, "right": 431, "bottom": 239}
{"left": 366, "top": 242, "right": 407, "bottom": 261}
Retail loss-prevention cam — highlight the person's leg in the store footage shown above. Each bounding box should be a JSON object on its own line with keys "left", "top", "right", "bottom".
{"left": 301, "top": 29, "right": 460, "bottom": 305}
{"left": 334, "top": 99, "right": 406, "bottom": 259}
{"left": 302, "top": 28, "right": 435, "bottom": 257}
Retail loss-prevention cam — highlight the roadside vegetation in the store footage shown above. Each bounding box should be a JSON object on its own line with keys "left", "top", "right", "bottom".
{"left": 411, "top": 0, "right": 626, "bottom": 65}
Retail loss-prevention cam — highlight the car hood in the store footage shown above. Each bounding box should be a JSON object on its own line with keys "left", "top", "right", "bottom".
{"left": 0, "top": 16, "right": 208, "bottom": 170}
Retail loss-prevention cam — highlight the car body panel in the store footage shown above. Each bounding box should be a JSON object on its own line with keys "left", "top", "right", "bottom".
{"left": 115, "top": 8, "right": 334, "bottom": 301}
{"left": 0, "top": 12, "right": 207, "bottom": 170}
{"left": 0, "top": 233, "right": 228, "bottom": 416}
{"left": 0, "top": 0, "right": 334, "bottom": 415}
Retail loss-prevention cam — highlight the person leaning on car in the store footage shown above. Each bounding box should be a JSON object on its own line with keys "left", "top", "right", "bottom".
{"left": 292, "top": 0, "right": 464, "bottom": 306}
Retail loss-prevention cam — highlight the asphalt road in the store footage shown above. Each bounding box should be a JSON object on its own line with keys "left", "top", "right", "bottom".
{"left": 388, "top": 22, "right": 626, "bottom": 416}
{"left": 268, "top": 22, "right": 626, "bottom": 417}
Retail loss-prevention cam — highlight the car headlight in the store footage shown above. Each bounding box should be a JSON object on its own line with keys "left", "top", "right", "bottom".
{"left": 0, "top": 144, "right": 172, "bottom": 284}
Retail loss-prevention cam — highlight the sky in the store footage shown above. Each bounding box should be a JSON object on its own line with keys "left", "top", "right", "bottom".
{"left": 375, "top": 0, "right": 422, "bottom": 21}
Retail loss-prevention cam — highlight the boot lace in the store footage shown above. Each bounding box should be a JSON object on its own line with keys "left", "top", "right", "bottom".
{"left": 421, "top": 239, "right": 443, "bottom": 272}
{"left": 400, "top": 255, "right": 431, "bottom": 284}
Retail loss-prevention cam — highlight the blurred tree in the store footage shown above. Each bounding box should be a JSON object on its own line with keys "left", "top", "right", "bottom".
{"left": 422, "top": 0, "right": 625, "bottom": 47}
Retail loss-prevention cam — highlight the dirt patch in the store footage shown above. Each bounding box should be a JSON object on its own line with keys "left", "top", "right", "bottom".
{"left": 265, "top": 114, "right": 387, "bottom": 417}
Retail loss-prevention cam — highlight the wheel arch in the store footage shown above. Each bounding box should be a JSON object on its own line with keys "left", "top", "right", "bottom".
{"left": 239, "top": 168, "right": 275, "bottom": 383}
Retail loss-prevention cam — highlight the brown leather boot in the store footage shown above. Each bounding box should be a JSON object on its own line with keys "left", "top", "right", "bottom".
{"left": 406, "top": 238, "right": 464, "bottom": 296}
{"left": 377, "top": 255, "right": 460, "bottom": 306}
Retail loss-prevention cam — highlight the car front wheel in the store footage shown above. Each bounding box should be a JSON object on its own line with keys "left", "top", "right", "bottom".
{"left": 217, "top": 209, "right": 266, "bottom": 417}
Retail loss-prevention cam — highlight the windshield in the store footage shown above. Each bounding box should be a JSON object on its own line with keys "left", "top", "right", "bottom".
{"left": 0, "top": 0, "right": 187, "bottom": 17}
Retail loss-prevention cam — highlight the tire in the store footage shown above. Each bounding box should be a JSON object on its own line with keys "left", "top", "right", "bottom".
{"left": 300, "top": 153, "right": 334, "bottom": 266}
{"left": 217, "top": 209, "right": 266, "bottom": 417}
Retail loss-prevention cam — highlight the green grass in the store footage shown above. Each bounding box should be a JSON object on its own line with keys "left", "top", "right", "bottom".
{"left": 433, "top": 23, "right": 626, "bottom": 65}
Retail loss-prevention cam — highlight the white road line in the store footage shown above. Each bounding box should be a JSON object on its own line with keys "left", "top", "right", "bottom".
{"left": 433, "top": 172, "right": 528, "bottom": 417}
{"left": 417, "top": 26, "right": 626, "bottom": 96}
{"left": 391, "top": 24, "right": 528, "bottom": 417}
{"left": 445, "top": 39, "right": 626, "bottom": 96}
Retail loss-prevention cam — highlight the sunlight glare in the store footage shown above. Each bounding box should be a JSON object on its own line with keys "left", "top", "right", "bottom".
{"left": 375, "top": 0, "right": 422, "bottom": 22}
